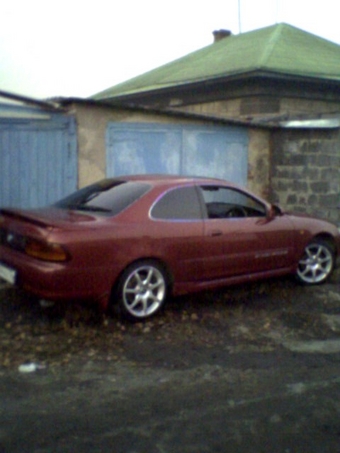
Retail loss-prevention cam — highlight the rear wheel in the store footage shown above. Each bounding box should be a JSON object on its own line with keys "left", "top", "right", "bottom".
{"left": 116, "top": 260, "right": 168, "bottom": 321}
{"left": 296, "top": 239, "right": 335, "bottom": 284}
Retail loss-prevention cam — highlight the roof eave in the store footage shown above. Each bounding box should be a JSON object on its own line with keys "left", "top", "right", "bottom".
{"left": 95, "top": 69, "right": 340, "bottom": 104}
{"left": 0, "top": 89, "right": 63, "bottom": 111}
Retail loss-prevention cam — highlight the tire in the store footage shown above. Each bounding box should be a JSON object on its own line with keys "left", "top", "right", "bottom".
{"left": 296, "top": 239, "right": 335, "bottom": 285}
{"left": 116, "top": 260, "right": 168, "bottom": 321}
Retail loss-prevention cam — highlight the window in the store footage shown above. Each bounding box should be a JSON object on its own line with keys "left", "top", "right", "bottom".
{"left": 200, "top": 186, "right": 266, "bottom": 219}
{"left": 54, "top": 180, "right": 150, "bottom": 216}
{"left": 151, "top": 186, "right": 202, "bottom": 220}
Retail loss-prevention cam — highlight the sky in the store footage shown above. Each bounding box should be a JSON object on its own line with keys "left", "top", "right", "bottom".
{"left": 1, "top": 0, "right": 340, "bottom": 100}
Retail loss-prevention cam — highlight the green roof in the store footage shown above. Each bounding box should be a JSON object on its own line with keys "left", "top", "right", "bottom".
{"left": 93, "top": 23, "right": 340, "bottom": 100}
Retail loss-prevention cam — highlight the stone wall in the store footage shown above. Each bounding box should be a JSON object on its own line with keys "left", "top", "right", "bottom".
{"left": 176, "top": 96, "right": 340, "bottom": 122}
{"left": 247, "top": 128, "right": 271, "bottom": 199}
{"left": 271, "top": 128, "right": 340, "bottom": 224}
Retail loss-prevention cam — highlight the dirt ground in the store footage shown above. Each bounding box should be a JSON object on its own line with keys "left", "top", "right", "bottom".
{"left": 1, "top": 272, "right": 340, "bottom": 452}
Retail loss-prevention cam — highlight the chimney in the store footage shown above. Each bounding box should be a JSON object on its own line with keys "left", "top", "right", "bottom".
{"left": 213, "top": 29, "right": 232, "bottom": 43}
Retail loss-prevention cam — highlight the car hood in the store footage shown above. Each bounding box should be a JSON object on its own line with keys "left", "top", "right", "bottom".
{"left": 284, "top": 210, "right": 339, "bottom": 233}
{"left": 285, "top": 210, "right": 330, "bottom": 222}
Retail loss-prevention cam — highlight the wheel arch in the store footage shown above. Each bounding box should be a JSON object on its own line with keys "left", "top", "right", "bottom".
{"left": 312, "top": 233, "right": 337, "bottom": 255}
{"left": 110, "top": 256, "right": 174, "bottom": 302}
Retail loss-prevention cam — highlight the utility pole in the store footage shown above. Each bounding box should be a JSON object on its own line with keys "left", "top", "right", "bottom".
{"left": 238, "top": 0, "right": 242, "bottom": 33}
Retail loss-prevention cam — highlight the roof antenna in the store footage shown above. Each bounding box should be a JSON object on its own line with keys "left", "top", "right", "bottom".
{"left": 238, "top": 0, "right": 242, "bottom": 33}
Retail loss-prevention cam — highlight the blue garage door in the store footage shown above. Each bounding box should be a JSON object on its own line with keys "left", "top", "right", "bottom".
{"left": 0, "top": 113, "right": 77, "bottom": 208}
{"left": 106, "top": 123, "right": 248, "bottom": 185}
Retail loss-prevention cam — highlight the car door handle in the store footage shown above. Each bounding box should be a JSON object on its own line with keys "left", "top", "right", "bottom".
{"left": 209, "top": 229, "right": 223, "bottom": 237}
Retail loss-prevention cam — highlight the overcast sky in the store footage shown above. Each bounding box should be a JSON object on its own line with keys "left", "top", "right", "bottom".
{"left": 1, "top": 0, "right": 339, "bottom": 100}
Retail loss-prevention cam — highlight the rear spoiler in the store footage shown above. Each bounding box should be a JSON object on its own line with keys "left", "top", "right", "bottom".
{"left": 0, "top": 208, "right": 53, "bottom": 229}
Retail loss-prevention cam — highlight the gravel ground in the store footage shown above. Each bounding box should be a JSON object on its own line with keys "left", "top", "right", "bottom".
{"left": 1, "top": 273, "right": 340, "bottom": 452}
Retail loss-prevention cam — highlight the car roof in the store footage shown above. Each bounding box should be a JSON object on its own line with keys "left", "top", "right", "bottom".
{"left": 111, "top": 174, "right": 236, "bottom": 187}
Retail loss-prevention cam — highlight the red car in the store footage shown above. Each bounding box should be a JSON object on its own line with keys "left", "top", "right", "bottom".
{"left": 0, "top": 175, "right": 339, "bottom": 320}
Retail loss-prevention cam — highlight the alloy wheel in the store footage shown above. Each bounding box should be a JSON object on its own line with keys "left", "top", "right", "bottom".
{"left": 297, "top": 241, "right": 334, "bottom": 284}
{"left": 122, "top": 264, "right": 167, "bottom": 318}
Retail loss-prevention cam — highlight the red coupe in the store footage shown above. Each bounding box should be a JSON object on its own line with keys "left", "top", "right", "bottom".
{"left": 0, "top": 175, "right": 339, "bottom": 320}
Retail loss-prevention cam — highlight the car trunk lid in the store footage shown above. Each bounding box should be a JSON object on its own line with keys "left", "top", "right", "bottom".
{"left": 0, "top": 207, "right": 99, "bottom": 229}
{"left": 0, "top": 207, "right": 101, "bottom": 252}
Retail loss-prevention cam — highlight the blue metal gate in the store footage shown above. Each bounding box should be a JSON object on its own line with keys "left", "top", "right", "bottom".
{"left": 0, "top": 111, "right": 77, "bottom": 208}
{"left": 106, "top": 123, "right": 248, "bottom": 185}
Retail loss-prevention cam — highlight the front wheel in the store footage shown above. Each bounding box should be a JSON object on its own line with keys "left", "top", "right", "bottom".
{"left": 116, "top": 260, "right": 168, "bottom": 321}
{"left": 296, "top": 239, "right": 335, "bottom": 285}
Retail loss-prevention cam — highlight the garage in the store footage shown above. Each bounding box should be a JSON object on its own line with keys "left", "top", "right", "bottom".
{"left": 0, "top": 103, "right": 77, "bottom": 209}
{"left": 106, "top": 123, "right": 249, "bottom": 185}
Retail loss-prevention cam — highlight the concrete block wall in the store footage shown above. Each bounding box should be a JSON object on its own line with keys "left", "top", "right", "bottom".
{"left": 271, "top": 128, "right": 340, "bottom": 224}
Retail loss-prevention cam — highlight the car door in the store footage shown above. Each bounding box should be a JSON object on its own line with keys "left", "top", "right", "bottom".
{"left": 199, "top": 184, "right": 295, "bottom": 279}
{"left": 149, "top": 185, "right": 206, "bottom": 283}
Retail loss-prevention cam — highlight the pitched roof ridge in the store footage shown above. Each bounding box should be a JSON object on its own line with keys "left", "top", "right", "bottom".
{"left": 258, "top": 23, "right": 285, "bottom": 68}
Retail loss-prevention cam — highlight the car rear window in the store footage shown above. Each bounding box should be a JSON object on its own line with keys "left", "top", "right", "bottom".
{"left": 54, "top": 180, "right": 150, "bottom": 216}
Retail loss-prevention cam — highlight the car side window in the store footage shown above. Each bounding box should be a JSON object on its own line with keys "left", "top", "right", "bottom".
{"left": 151, "top": 186, "right": 202, "bottom": 220}
{"left": 200, "top": 185, "right": 266, "bottom": 219}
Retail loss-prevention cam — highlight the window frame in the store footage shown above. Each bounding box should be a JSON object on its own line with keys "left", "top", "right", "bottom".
{"left": 198, "top": 184, "right": 267, "bottom": 220}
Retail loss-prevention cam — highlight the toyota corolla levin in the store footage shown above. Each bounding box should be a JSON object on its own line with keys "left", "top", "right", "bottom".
{"left": 0, "top": 175, "right": 339, "bottom": 321}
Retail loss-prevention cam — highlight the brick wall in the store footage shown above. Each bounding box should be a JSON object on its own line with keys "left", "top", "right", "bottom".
{"left": 271, "top": 128, "right": 340, "bottom": 224}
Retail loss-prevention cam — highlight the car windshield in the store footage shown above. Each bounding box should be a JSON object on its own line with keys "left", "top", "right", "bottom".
{"left": 54, "top": 180, "right": 151, "bottom": 216}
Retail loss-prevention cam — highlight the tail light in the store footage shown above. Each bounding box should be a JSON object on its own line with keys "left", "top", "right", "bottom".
{"left": 25, "top": 239, "right": 69, "bottom": 262}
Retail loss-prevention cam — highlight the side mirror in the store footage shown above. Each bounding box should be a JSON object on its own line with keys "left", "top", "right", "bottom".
{"left": 267, "top": 204, "right": 283, "bottom": 219}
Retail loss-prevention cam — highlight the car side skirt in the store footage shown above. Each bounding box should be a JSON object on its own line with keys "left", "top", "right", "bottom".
{"left": 172, "top": 266, "right": 296, "bottom": 296}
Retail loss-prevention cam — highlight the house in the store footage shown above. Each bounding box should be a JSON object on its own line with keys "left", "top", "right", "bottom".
{"left": 93, "top": 23, "right": 340, "bottom": 121}
{"left": 89, "top": 23, "right": 340, "bottom": 223}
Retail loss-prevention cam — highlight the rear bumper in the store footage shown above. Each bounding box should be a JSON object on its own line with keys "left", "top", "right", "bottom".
{"left": 0, "top": 245, "right": 114, "bottom": 307}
